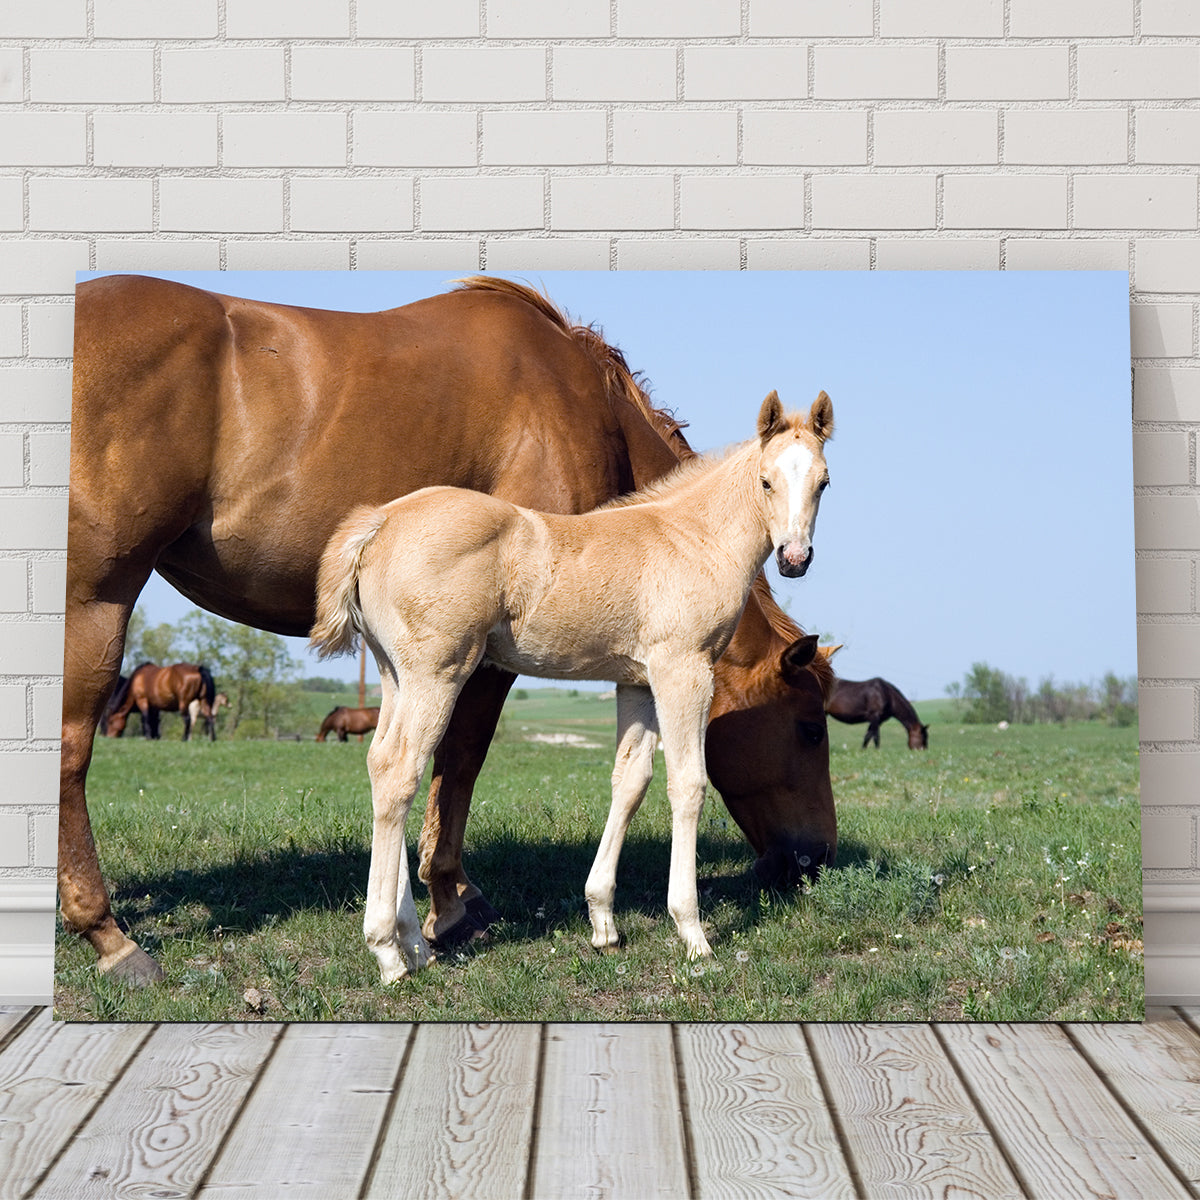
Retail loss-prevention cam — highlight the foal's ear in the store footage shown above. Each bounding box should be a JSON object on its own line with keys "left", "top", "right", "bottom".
{"left": 780, "top": 633, "right": 820, "bottom": 686}
{"left": 809, "top": 390, "right": 834, "bottom": 442}
{"left": 757, "top": 390, "right": 785, "bottom": 442}
{"left": 817, "top": 642, "right": 843, "bottom": 662}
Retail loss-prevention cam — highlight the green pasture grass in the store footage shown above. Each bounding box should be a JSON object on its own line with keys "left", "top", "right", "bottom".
{"left": 55, "top": 707, "right": 1143, "bottom": 1022}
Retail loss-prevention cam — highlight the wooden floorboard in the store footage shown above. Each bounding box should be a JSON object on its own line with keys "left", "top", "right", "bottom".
{"left": 0, "top": 1011, "right": 1195, "bottom": 1200}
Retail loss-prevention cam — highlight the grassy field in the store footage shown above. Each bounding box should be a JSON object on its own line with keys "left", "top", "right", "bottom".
{"left": 55, "top": 690, "right": 1144, "bottom": 1022}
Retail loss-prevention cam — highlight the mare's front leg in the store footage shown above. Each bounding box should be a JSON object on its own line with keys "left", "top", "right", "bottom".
{"left": 585, "top": 685, "right": 658, "bottom": 952}
{"left": 363, "top": 674, "right": 463, "bottom": 983}
{"left": 649, "top": 655, "right": 715, "bottom": 959}
{"left": 417, "top": 665, "right": 514, "bottom": 946}
{"left": 181, "top": 704, "right": 192, "bottom": 742}
{"left": 61, "top": 565, "right": 164, "bottom": 983}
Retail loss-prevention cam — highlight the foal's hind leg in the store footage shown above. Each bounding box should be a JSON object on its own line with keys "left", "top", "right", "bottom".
{"left": 585, "top": 685, "right": 658, "bottom": 952}
{"left": 363, "top": 671, "right": 462, "bottom": 983}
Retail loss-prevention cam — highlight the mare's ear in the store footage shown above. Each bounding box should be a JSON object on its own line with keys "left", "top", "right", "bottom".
{"left": 809, "top": 390, "right": 834, "bottom": 442}
{"left": 757, "top": 390, "right": 785, "bottom": 442}
{"left": 780, "top": 633, "right": 819, "bottom": 687}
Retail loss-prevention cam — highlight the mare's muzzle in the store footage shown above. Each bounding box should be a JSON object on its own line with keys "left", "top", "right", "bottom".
{"left": 776, "top": 544, "right": 813, "bottom": 578}
{"left": 754, "top": 837, "right": 833, "bottom": 888}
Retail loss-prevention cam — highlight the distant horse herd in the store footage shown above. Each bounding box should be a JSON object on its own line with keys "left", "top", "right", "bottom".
{"left": 66, "top": 274, "right": 928, "bottom": 986}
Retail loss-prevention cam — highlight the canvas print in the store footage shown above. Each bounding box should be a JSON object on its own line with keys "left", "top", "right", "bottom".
{"left": 55, "top": 271, "right": 1142, "bottom": 1022}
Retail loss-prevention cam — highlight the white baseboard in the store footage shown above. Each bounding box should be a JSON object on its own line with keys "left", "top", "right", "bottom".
{"left": 0, "top": 879, "right": 55, "bottom": 1006}
{"left": 0, "top": 945, "right": 51, "bottom": 1006}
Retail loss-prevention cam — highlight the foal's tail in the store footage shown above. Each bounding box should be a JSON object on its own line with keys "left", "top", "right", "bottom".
{"left": 310, "top": 505, "right": 389, "bottom": 658}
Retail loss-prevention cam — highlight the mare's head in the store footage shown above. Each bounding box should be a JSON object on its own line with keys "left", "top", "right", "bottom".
{"left": 910, "top": 722, "right": 930, "bottom": 750}
{"left": 706, "top": 622, "right": 838, "bottom": 888}
{"left": 755, "top": 390, "right": 833, "bottom": 578}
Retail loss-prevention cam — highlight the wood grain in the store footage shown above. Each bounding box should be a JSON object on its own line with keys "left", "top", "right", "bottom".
{"left": 197, "top": 1023, "right": 413, "bottom": 1198}
{"left": 366, "top": 1023, "right": 539, "bottom": 1200}
{"left": 0, "top": 1008, "right": 151, "bottom": 1199}
{"left": 530, "top": 1023, "right": 689, "bottom": 1200}
{"left": 0, "top": 1006, "right": 34, "bottom": 1047}
{"left": 32, "top": 1022, "right": 281, "bottom": 1200}
{"left": 808, "top": 1022, "right": 1024, "bottom": 1200}
{"left": 675, "top": 1023, "right": 855, "bottom": 1199}
{"left": 938, "top": 1022, "right": 1191, "bottom": 1199}
{"left": 1067, "top": 1020, "right": 1200, "bottom": 1194}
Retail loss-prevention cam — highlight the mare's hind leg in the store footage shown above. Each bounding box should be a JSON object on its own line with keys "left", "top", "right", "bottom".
{"left": 363, "top": 671, "right": 463, "bottom": 983}
{"left": 60, "top": 566, "right": 163, "bottom": 983}
{"left": 649, "top": 655, "right": 715, "bottom": 959}
{"left": 585, "top": 685, "right": 658, "bottom": 952}
{"left": 862, "top": 723, "right": 880, "bottom": 749}
{"left": 417, "top": 666, "right": 514, "bottom": 946}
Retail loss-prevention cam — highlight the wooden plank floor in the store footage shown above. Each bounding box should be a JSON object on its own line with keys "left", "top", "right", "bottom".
{"left": 0, "top": 1009, "right": 1197, "bottom": 1200}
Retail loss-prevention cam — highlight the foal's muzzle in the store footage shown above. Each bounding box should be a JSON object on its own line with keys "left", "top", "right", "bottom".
{"left": 776, "top": 544, "right": 813, "bottom": 578}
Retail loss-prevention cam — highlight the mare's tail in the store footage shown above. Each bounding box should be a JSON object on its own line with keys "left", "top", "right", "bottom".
{"left": 310, "top": 506, "right": 389, "bottom": 658}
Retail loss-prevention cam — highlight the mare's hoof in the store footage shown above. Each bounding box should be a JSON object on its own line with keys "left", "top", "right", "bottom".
{"left": 429, "top": 913, "right": 486, "bottom": 951}
{"left": 464, "top": 894, "right": 501, "bottom": 929}
{"left": 99, "top": 944, "right": 165, "bottom": 986}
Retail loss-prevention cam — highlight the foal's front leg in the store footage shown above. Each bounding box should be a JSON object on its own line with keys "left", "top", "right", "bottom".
{"left": 649, "top": 655, "right": 715, "bottom": 959}
{"left": 585, "top": 685, "right": 658, "bottom": 952}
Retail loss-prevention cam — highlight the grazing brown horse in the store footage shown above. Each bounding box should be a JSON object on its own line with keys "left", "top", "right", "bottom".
{"left": 63, "top": 273, "right": 837, "bottom": 984}
{"left": 102, "top": 663, "right": 218, "bottom": 742}
{"left": 317, "top": 705, "right": 380, "bottom": 742}
{"left": 827, "top": 677, "right": 929, "bottom": 749}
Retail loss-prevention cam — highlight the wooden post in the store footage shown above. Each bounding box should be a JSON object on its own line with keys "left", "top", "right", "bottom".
{"left": 358, "top": 643, "right": 367, "bottom": 741}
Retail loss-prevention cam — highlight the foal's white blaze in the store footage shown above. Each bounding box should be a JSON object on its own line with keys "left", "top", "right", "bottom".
{"left": 774, "top": 440, "right": 823, "bottom": 572}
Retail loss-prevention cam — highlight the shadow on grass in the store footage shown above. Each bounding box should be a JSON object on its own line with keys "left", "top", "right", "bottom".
{"left": 109, "top": 828, "right": 881, "bottom": 951}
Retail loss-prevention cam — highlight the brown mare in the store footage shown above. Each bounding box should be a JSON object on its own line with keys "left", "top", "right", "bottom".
{"left": 101, "top": 662, "right": 218, "bottom": 742}
{"left": 317, "top": 706, "right": 380, "bottom": 742}
{"left": 64, "top": 274, "right": 837, "bottom": 984}
{"left": 827, "top": 677, "right": 930, "bottom": 749}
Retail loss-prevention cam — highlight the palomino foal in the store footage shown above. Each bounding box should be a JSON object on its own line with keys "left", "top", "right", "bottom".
{"left": 310, "top": 390, "right": 833, "bottom": 982}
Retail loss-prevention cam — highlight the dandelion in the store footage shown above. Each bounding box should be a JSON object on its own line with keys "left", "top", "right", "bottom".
{"left": 998, "top": 947, "right": 1017, "bottom": 961}
{"left": 736, "top": 949, "right": 750, "bottom": 963}
{"left": 867, "top": 947, "right": 879, "bottom": 954}
{"left": 932, "top": 874, "right": 945, "bottom": 887}
{"left": 615, "top": 963, "right": 627, "bottom": 975}
{"left": 690, "top": 963, "right": 705, "bottom": 977}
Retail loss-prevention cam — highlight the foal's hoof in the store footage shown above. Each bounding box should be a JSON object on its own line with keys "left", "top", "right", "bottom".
{"left": 98, "top": 943, "right": 165, "bottom": 987}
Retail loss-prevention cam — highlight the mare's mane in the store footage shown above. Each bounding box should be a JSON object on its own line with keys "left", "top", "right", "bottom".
{"left": 454, "top": 275, "right": 691, "bottom": 453}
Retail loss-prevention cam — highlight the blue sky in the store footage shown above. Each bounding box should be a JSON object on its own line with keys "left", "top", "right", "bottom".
{"left": 85, "top": 269, "right": 1134, "bottom": 701}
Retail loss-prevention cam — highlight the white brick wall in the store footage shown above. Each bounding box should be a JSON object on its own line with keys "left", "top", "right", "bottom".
{"left": 0, "top": 8, "right": 1197, "bottom": 1003}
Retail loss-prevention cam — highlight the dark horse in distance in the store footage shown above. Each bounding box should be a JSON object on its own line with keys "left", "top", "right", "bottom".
{"left": 63, "top": 274, "right": 837, "bottom": 984}
{"left": 317, "top": 706, "right": 380, "bottom": 742}
{"left": 828, "top": 677, "right": 929, "bottom": 749}
{"left": 101, "top": 662, "right": 218, "bottom": 742}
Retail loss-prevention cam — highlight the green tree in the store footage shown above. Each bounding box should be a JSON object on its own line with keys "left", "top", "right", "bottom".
{"left": 958, "top": 662, "right": 1015, "bottom": 724}
{"left": 122, "top": 607, "right": 181, "bottom": 674}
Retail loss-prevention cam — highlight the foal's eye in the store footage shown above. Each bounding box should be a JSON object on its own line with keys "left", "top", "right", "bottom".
{"left": 761, "top": 478, "right": 772, "bottom": 491}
